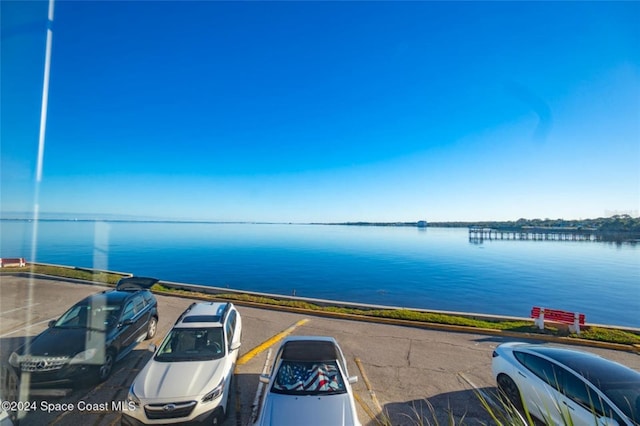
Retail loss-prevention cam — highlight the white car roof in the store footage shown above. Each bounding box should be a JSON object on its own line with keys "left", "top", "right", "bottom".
{"left": 174, "top": 301, "right": 233, "bottom": 328}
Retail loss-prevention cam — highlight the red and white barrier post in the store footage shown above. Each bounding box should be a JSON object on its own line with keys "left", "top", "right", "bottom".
{"left": 534, "top": 308, "right": 545, "bottom": 330}
{"left": 569, "top": 312, "right": 582, "bottom": 335}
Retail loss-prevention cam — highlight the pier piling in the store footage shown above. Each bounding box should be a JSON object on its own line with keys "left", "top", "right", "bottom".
{"left": 468, "top": 226, "right": 600, "bottom": 242}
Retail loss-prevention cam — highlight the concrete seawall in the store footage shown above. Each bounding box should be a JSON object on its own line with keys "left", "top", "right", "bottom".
{"left": 29, "top": 261, "right": 640, "bottom": 331}
{"left": 157, "top": 278, "right": 640, "bottom": 331}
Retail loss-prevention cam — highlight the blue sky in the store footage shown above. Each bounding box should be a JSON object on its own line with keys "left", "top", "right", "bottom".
{"left": 2, "top": 1, "right": 639, "bottom": 223}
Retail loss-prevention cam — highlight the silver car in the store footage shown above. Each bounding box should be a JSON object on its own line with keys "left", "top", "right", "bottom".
{"left": 492, "top": 342, "right": 640, "bottom": 425}
{"left": 254, "top": 336, "right": 361, "bottom": 426}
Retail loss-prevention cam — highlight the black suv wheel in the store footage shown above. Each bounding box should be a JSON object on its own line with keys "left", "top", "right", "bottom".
{"left": 146, "top": 316, "right": 158, "bottom": 340}
{"left": 97, "top": 350, "right": 115, "bottom": 382}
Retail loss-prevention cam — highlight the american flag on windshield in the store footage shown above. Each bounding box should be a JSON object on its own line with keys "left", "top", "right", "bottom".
{"left": 276, "top": 362, "right": 342, "bottom": 392}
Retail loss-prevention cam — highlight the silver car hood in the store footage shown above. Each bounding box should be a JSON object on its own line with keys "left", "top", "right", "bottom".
{"left": 258, "top": 393, "right": 359, "bottom": 426}
{"left": 134, "top": 358, "right": 224, "bottom": 400}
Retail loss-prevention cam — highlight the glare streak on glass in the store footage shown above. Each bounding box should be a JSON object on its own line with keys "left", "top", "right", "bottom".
{"left": 93, "top": 222, "right": 110, "bottom": 274}
{"left": 24, "top": 0, "right": 55, "bottom": 409}
{"left": 36, "top": 0, "right": 55, "bottom": 183}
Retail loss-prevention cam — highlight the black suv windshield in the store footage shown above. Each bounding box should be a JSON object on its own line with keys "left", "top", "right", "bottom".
{"left": 272, "top": 360, "right": 346, "bottom": 396}
{"left": 155, "top": 327, "right": 224, "bottom": 362}
{"left": 54, "top": 302, "right": 122, "bottom": 330}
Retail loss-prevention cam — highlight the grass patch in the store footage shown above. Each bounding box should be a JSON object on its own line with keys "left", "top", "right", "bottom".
{"left": 151, "top": 284, "right": 534, "bottom": 330}
{"left": 0, "top": 264, "right": 125, "bottom": 286}
{"left": 576, "top": 326, "right": 640, "bottom": 345}
{"left": 341, "top": 308, "right": 534, "bottom": 331}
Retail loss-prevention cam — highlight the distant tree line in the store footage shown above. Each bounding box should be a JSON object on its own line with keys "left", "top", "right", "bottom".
{"left": 429, "top": 215, "right": 640, "bottom": 233}
{"left": 328, "top": 222, "right": 421, "bottom": 227}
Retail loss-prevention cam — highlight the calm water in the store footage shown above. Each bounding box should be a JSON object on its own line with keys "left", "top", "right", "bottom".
{"left": 1, "top": 221, "right": 638, "bottom": 327}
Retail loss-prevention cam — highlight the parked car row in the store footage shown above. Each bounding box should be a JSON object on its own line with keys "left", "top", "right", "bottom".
{"left": 6, "top": 279, "right": 360, "bottom": 425}
{"left": 6, "top": 279, "right": 640, "bottom": 426}
{"left": 121, "top": 302, "right": 362, "bottom": 426}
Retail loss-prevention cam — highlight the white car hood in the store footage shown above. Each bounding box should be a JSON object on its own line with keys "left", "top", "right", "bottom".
{"left": 258, "top": 393, "right": 359, "bottom": 426}
{"left": 134, "top": 358, "right": 224, "bottom": 400}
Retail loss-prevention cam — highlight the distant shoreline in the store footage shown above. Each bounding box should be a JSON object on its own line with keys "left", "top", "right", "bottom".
{"left": 2, "top": 215, "right": 639, "bottom": 242}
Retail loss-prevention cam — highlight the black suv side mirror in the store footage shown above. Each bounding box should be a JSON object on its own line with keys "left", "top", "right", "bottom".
{"left": 120, "top": 318, "right": 135, "bottom": 327}
{"left": 48, "top": 320, "right": 56, "bottom": 328}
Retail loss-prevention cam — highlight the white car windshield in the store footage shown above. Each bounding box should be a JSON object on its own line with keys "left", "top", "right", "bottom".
{"left": 601, "top": 383, "right": 640, "bottom": 424}
{"left": 155, "top": 327, "right": 224, "bottom": 362}
{"left": 272, "top": 360, "right": 346, "bottom": 396}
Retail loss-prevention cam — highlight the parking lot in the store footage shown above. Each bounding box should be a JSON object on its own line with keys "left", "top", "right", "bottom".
{"left": 1, "top": 275, "right": 639, "bottom": 425}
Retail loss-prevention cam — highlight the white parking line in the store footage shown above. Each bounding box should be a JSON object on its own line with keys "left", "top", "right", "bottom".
{"left": 355, "top": 357, "right": 383, "bottom": 413}
{"left": 250, "top": 348, "right": 273, "bottom": 425}
{"left": 0, "top": 303, "right": 40, "bottom": 315}
{"left": 353, "top": 392, "right": 379, "bottom": 424}
{"left": 0, "top": 317, "right": 57, "bottom": 338}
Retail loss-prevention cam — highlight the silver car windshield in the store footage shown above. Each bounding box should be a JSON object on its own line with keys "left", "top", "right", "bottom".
{"left": 155, "top": 327, "right": 224, "bottom": 362}
{"left": 272, "top": 360, "right": 346, "bottom": 396}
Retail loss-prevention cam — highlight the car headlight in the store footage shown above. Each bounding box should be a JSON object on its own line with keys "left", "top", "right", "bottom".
{"left": 201, "top": 381, "right": 224, "bottom": 403}
{"left": 127, "top": 385, "right": 141, "bottom": 407}
{"left": 8, "top": 352, "right": 20, "bottom": 367}
{"left": 69, "top": 348, "right": 98, "bottom": 364}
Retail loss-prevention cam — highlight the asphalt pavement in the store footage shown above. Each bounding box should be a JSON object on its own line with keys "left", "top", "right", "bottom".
{"left": 1, "top": 275, "right": 639, "bottom": 426}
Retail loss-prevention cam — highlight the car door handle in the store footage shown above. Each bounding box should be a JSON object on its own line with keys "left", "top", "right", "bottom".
{"left": 517, "top": 371, "right": 527, "bottom": 378}
{"left": 562, "top": 401, "right": 575, "bottom": 410}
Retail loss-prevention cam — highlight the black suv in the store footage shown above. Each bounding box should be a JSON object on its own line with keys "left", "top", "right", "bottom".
{"left": 8, "top": 277, "right": 159, "bottom": 386}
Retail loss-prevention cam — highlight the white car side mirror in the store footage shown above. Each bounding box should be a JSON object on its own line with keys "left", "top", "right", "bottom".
{"left": 259, "top": 374, "right": 270, "bottom": 384}
{"left": 148, "top": 343, "right": 156, "bottom": 353}
{"left": 348, "top": 376, "right": 358, "bottom": 384}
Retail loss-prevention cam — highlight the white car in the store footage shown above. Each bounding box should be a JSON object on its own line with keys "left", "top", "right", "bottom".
{"left": 254, "top": 336, "right": 361, "bottom": 426}
{"left": 492, "top": 342, "right": 640, "bottom": 426}
{"left": 122, "top": 302, "right": 242, "bottom": 425}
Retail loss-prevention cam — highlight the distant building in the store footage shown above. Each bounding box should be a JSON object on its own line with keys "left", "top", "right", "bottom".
{"left": 417, "top": 221, "right": 428, "bottom": 228}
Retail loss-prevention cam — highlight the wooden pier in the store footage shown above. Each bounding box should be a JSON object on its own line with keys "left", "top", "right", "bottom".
{"left": 468, "top": 226, "right": 601, "bottom": 242}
